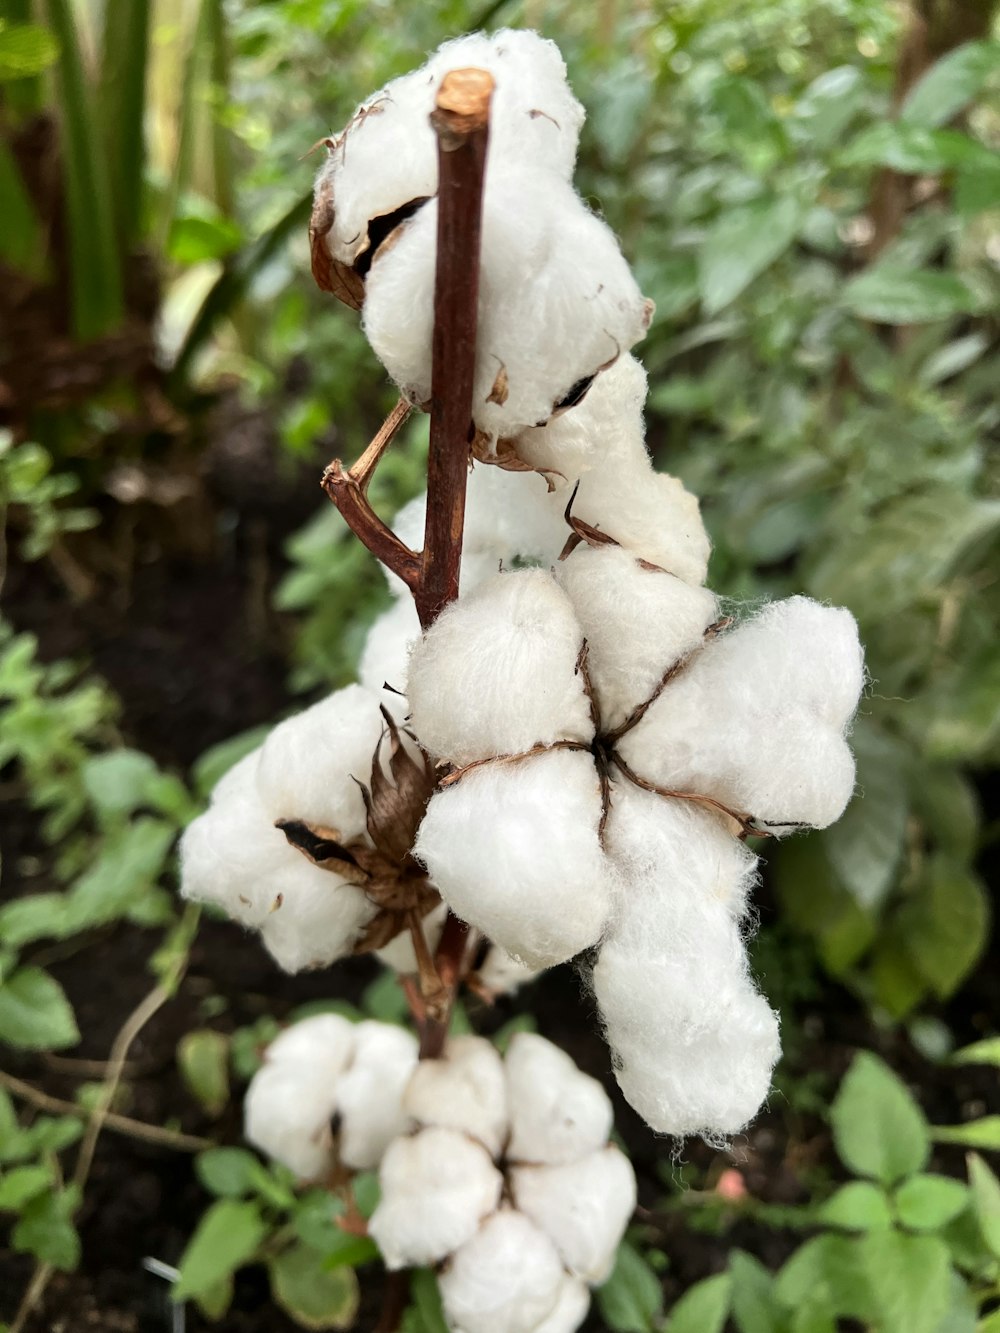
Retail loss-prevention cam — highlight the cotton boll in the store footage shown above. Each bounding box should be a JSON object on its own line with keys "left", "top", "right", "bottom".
{"left": 244, "top": 1029, "right": 350, "bottom": 1183}
{"left": 209, "top": 748, "right": 263, "bottom": 807}
{"left": 557, "top": 546, "right": 718, "bottom": 730}
{"left": 510, "top": 1146, "right": 636, "bottom": 1283}
{"left": 258, "top": 855, "right": 376, "bottom": 973}
{"left": 533, "top": 1277, "right": 590, "bottom": 1333}
{"left": 504, "top": 1033, "right": 612, "bottom": 1166}
{"left": 475, "top": 947, "right": 544, "bottom": 997}
{"left": 336, "top": 1021, "right": 418, "bottom": 1169}
{"left": 359, "top": 597, "right": 421, "bottom": 709}
{"left": 463, "top": 462, "right": 569, "bottom": 568}
{"left": 619, "top": 597, "right": 863, "bottom": 832}
{"left": 264, "top": 1013, "right": 357, "bottom": 1076}
{"left": 369, "top": 1128, "right": 503, "bottom": 1269}
{"left": 318, "top": 30, "right": 584, "bottom": 270}
{"left": 255, "top": 685, "right": 385, "bottom": 836}
{"left": 594, "top": 788, "right": 779, "bottom": 1137}
{"left": 439, "top": 1209, "right": 567, "bottom": 1333}
{"left": 407, "top": 570, "right": 592, "bottom": 765}
{"left": 403, "top": 1035, "right": 508, "bottom": 1158}
{"left": 375, "top": 902, "right": 448, "bottom": 973}
{"left": 414, "top": 749, "right": 611, "bottom": 969}
{"left": 363, "top": 169, "right": 651, "bottom": 442}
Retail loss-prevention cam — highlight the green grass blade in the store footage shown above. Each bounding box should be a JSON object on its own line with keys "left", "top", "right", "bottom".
{"left": 0, "top": 137, "right": 46, "bottom": 278}
{"left": 43, "top": 0, "right": 123, "bottom": 339}
{"left": 98, "top": 0, "right": 149, "bottom": 248}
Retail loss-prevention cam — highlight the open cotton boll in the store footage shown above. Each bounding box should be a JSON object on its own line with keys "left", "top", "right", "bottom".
{"left": 475, "top": 946, "right": 545, "bottom": 997}
{"left": 464, "top": 462, "right": 569, "bottom": 567}
{"left": 514, "top": 354, "right": 649, "bottom": 477}
{"left": 336, "top": 1021, "right": 418, "bottom": 1170}
{"left": 255, "top": 685, "right": 385, "bottom": 836}
{"left": 403, "top": 1035, "right": 508, "bottom": 1158}
{"left": 439, "top": 1209, "right": 567, "bottom": 1333}
{"left": 317, "top": 30, "right": 584, "bottom": 271}
{"left": 407, "top": 571, "right": 592, "bottom": 765}
{"left": 363, "top": 168, "right": 651, "bottom": 442}
{"left": 264, "top": 1012, "right": 357, "bottom": 1075}
{"left": 595, "top": 789, "right": 779, "bottom": 1137}
{"left": 258, "top": 855, "right": 376, "bottom": 973}
{"left": 510, "top": 1146, "right": 636, "bottom": 1283}
{"left": 359, "top": 596, "right": 421, "bottom": 710}
{"left": 369, "top": 1128, "right": 503, "bottom": 1269}
{"left": 558, "top": 546, "right": 718, "bottom": 729}
{"left": 415, "top": 749, "right": 611, "bottom": 969}
{"left": 618, "top": 597, "right": 864, "bottom": 833}
{"left": 505, "top": 1033, "right": 612, "bottom": 1166}
{"left": 244, "top": 1060, "right": 342, "bottom": 1182}
{"left": 533, "top": 1276, "right": 590, "bottom": 1333}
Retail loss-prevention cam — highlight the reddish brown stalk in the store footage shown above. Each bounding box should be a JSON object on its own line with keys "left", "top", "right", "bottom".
{"left": 415, "top": 68, "right": 494, "bottom": 629}
{"left": 420, "top": 912, "right": 471, "bottom": 1059}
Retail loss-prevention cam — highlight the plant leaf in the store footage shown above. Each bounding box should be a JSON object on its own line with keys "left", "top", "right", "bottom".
{"left": 894, "top": 1174, "right": 968, "bottom": 1232}
{"left": 817, "top": 1181, "right": 892, "bottom": 1232}
{"left": 966, "top": 1154, "right": 1000, "bottom": 1258}
{"left": 178, "top": 1030, "right": 230, "bottom": 1117}
{"left": 173, "top": 1199, "right": 267, "bottom": 1300}
{"left": 0, "top": 967, "right": 79, "bottom": 1050}
{"left": 269, "top": 1244, "right": 360, "bottom": 1329}
{"left": 901, "top": 42, "right": 1000, "bottom": 129}
{"left": 698, "top": 196, "right": 804, "bottom": 314}
{"left": 596, "top": 1240, "right": 663, "bottom": 1333}
{"left": 842, "top": 269, "right": 977, "bottom": 324}
{"left": 668, "top": 1272, "right": 731, "bottom": 1333}
{"left": 830, "top": 1052, "right": 929, "bottom": 1184}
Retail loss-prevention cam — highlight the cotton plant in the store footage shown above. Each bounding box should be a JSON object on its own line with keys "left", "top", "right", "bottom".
{"left": 177, "top": 29, "right": 866, "bottom": 1333}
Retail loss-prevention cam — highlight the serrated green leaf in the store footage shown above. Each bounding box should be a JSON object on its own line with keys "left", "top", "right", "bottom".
{"left": 668, "top": 1272, "right": 731, "bottom": 1333}
{"left": 173, "top": 1199, "right": 267, "bottom": 1299}
{"left": 597, "top": 1240, "right": 663, "bottom": 1333}
{"left": 698, "top": 196, "right": 804, "bottom": 314}
{"left": 817, "top": 1181, "right": 892, "bottom": 1231}
{"left": 901, "top": 42, "right": 1000, "bottom": 129}
{"left": 967, "top": 1154, "right": 1000, "bottom": 1258}
{"left": 269, "top": 1243, "right": 360, "bottom": 1329}
{"left": 894, "top": 1174, "right": 968, "bottom": 1231}
{"left": 842, "top": 269, "right": 977, "bottom": 324}
{"left": 830, "top": 1053, "right": 929, "bottom": 1184}
{"left": 863, "top": 1231, "right": 951, "bottom": 1333}
{"left": 0, "top": 966, "right": 79, "bottom": 1050}
{"left": 0, "top": 1164, "right": 52, "bottom": 1210}
{"left": 178, "top": 1030, "right": 230, "bottom": 1117}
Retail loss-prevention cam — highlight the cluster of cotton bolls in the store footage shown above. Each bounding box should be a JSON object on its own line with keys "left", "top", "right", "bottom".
{"left": 246, "top": 1016, "right": 635, "bottom": 1333}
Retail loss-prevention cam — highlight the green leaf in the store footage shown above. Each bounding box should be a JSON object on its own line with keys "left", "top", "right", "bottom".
{"left": 82, "top": 749, "right": 161, "bottom": 817}
{"left": 362, "top": 970, "right": 409, "bottom": 1025}
{"left": 698, "top": 196, "right": 804, "bottom": 314}
{"left": 173, "top": 1199, "right": 267, "bottom": 1300}
{"left": 966, "top": 1154, "right": 1000, "bottom": 1258}
{"left": 196, "top": 1148, "right": 263, "bottom": 1199}
{"left": 0, "top": 140, "right": 45, "bottom": 278}
{"left": 194, "top": 1274, "right": 233, "bottom": 1322}
{"left": 0, "top": 894, "right": 70, "bottom": 949}
{"left": 830, "top": 1053, "right": 929, "bottom": 1184}
{"left": 841, "top": 124, "right": 995, "bottom": 174}
{"left": 817, "top": 1181, "right": 892, "bottom": 1231}
{"left": 0, "top": 1164, "right": 52, "bottom": 1210}
{"left": 0, "top": 967, "right": 79, "bottom": 1050}
{"left": 955, "top": 157, "right": 1000, "bottom": 216}
{"left": 933, "top": 1119, "right": 1000, "bottom": 1151}
{"left": 191, "top": 726, "right": 270, "bottom": 800}
{"left": 0, "top": 22, "right": 58, "bottom": 80}
{"left": 178, "top": 1030, "right": 230, "bottom": 1117}
{"left": 901, "top": 42, "right": 1000, "bottom": 129}
{"left": 824, "top": 725, "right": 907, "bottom": 911}
{"left": 64, "top": 818, "right": 174, "bottom": 933}
{"left": 919, "top": 334, "right": 989, "bottom": 386}
{"left": 12, "top": 1189, "right": 80, "bottom": 1270}
{"left": 842, "top": 269, "right": 978, "bottom": 324}
{"left": 596, "top": 1240, "right": 663, "bottom": 1333}
{"left": 168, "top": 213, "right": 243, "bottom": 265}
{"left": 896, "top": 859, "right": 989, "bottom": 1000}
{"left": 269, "top": 1243, "right": 360, "bottom": 1329}
{"left": 729, "top": 1251, "right": 785, "bottom": 1333}
{"left": 951, "top": 1038, "right": 1000, "bottom": 1068}
{"left": 668, "top": 1272, "right": 731, "bottom": 1333}
{"left": 407, "top": 1269, "right": 449, "bottom": 1333}
{"left": 352, "top": 1172, "right": 380, "bottom": 1220}
{"left": 894, "top": 1175, "right": 969, "bottom": 1231}
{"left": 773, "top": 837, "right": 875, "bottom": 976}
{"left": 775, "top": 1235, "right": 874, "bottom": 1321}
{"left": 862, "top": 1231, "right": 951, "bottom": 1333}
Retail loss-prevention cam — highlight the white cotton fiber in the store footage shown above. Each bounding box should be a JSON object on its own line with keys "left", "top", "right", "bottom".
{"left": 414, "top": 749, "right": 611, "bottom": 969}
{"left": 407, "top": 570, "right": 592, "bottom": 765}
{"left": 594, "top": 788, "right": 779, "bottom": 1137}
{"left": 558, "top": 545, "right": 718, "bottom": 730}
{"left": 439, "top": 1209, "right": 567, "bottom": 1333}
{"left": 534, "top": 1277, "right": 590, "bottom": 1333}
{"left": 264, "top": 1012, "right": 357, "bottom": 1075}
{"left": 375, "top": 902, "right": 448, "bottom": 974}
{"left": 255, "top": 685, "right": 385, "bottom": 837}
{"left": 475, "top": 946, "right": 544, "bottom": 996}
{"left": 504, "top": 1033, "right": 612, "bottom": 1166}
{"left": 369, "top": 1127, "right": 502, "bottom": 1269}
{"left": 317, "top": 30, "right": 584, "bottom": 271}
{"left": 403, "top": 1035, "right": 508, "bottom": 1158}
{"left": 510, "top": 1146, "right": 636, "bottom": 1282}
{"left": 359, "top": 597, "right": 421, "bottom": 709}
{"left": 335, "top": 1021, "right": 418, "bottom": 1170}
{"left": 619, "top": 596, "right": 864, "bottom": 833}
{"left": 258, "top": 856, "right": 376, "bottom": 973}
{"left": 362, "top": 166, "right": 651, "bottom": 441}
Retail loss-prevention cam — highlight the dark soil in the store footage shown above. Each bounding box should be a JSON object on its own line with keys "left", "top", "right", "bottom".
{"left": 1, "top": 459, "right": 998, "bottom": 1333}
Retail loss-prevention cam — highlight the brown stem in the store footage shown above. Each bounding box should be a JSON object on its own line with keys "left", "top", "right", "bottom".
{"left": 375, "top": 1270, "right": 411, "bottom": 1333}
{"left": 420, "top": 912, "right": 471, "bottom": 1058}
{"left": 414, "top": 68, "right": 494, "bottom": 629}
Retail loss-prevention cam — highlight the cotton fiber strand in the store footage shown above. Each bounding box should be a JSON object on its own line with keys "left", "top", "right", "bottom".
{"left": 504, "top": 1033, "right": 613, "bottom": 1166}
{"left": 403, "top": 1036, "right": 509, "bottom": 1158}
{"left": 439, "top": 1209, "right": 567, "bottom": 1333}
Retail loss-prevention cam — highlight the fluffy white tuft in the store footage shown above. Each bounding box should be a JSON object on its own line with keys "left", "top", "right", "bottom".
{"left": 619, "top": 597, "right": 865, "bottom": 833}
{"left": 414, "top": 749, "right": 611, "bottom": 969}
{"left": 533, "top": 1277, "right": 590, "bottom": 1333}
{"left": 369, "top": 1127, "right": 503, "bottom": 1269}
{"left": 475, "top": 947, "right": 545, "bottom": 997}
{"left": 407, "top": 570, "right": 592, "bottom": 765}
{"left": 594, "top": 788, "right": 779, "bottom": 1137}
{"left": 403, "top": 1035, "right": 508, "bottom": 1159}
{"left": 510, "top": 1146, "right": 636, "bottom": 1283}
{"left": 504, "top": 1033, "right": 613, "bottom": 1166}
{"left": 439, "top": 1209, "right": 567, "bottom": 1333}
{"left": 359, "top": 597, "right": 421, "bottom": 712}
{"left": 335, "top": 1021, "right": 418, "bottom": 1170}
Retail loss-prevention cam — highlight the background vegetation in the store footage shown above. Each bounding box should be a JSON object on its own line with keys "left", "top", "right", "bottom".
{"left": 0, "top": 0, "right": 998, "bottom": 1330}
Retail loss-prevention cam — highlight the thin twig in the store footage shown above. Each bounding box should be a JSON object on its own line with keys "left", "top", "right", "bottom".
{"left": 438, "top": 739, "right": 590, "bottom": 788}
{"left": 352, "top": 397, "right": 412, "bottom": 492}
{"left": 10, "top": 1262, "right": 52, "bottom": 1333}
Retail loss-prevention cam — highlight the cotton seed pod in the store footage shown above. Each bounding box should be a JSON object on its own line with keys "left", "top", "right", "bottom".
{"left": 618, "top": 596, "right": 864, "bottom": 834}
{"left": 595, "top": 788, "right": 779, "bottom": 1137}
{"left": 439, "top": 1209, "right": 568, "bottom": 1333}
{"left": 557, "top": 545, "right": 719, "bottom": 731}
{"left": 257, "top": 858, "right": 378, "bottom": 973}
{"left": 510, "top": 1146, "right": 637, "bottom": 1283}
{"left": 414, "top": 749, "right": 611, "bottom": 969}
{"left": 362, "top": 167, "right": 651, "bottom": 443}
{"left": 369, "top": 1127, "right": 503, "bottom": 1269}
{"left": 504, "top": 1033, "right": 612, "bottom": 1167}
{"left": 316, "top": 30, "right": 584, "bottom": 274}
{"left": 407, "top": 570, "right": 592, "bottom": 766}
{"left": 335, "top": 1021, "right": 418, "bottom": 1170}
{"left": 403, "top": 1035, "right": 508, "bottom": 1159}
{"left": 255, "top": 684, "right": 386, "bottom": 837}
